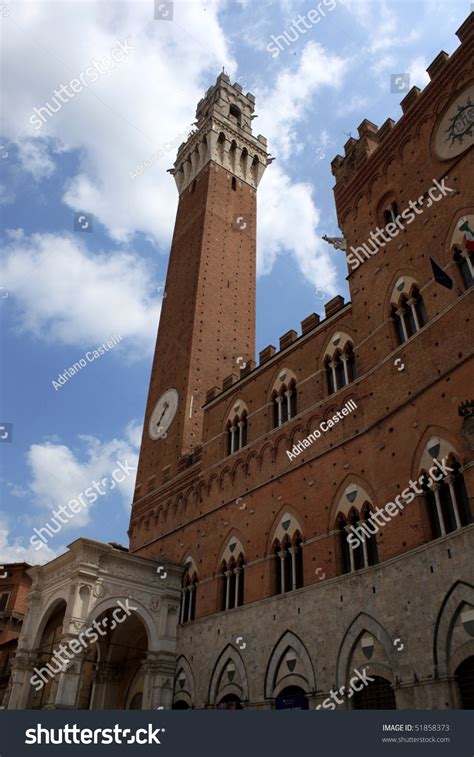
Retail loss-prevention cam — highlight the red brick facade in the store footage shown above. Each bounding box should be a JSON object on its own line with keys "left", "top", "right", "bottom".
{"left": 129, "top": 17, "right": 473, "bottom": 630}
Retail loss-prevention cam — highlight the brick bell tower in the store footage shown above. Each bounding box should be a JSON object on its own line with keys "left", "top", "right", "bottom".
{"left": 133, "top": 73, "right": 269, "bottom": 501}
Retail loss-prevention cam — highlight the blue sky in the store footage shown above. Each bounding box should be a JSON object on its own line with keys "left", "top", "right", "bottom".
{"left": 0, "top": 0, "right": 470, "bottom": 565}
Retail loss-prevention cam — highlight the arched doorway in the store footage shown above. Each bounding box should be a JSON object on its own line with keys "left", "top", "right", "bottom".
{"left": 82, "top": 606, "right": 149, "bottom": 710}
{"left": 172, "top": 700, "right": 190, "bottom": 709}
{"left": 29, "top": 600, "right": 67, "bottom": 709}
{"left": 455, "top": 656, "right": 474, "bottom": 709}
{"left": 275, "top": 685, "right": 309, "bottom": 710}
{"left": 215, "top": 693, "right": 242, "bottom": 710}
{"left": 352, "top": 676, "right": 396, "bottom": 709}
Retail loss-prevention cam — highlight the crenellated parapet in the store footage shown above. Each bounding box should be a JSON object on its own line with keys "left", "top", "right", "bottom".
{"left": 331, "top": 13, "right": 474, "bottom": 196}
{"left": 168, "top": 73, "right": 269, "bottom": 194}
{"left": 204, "top": 296, "right": 349, "bottom": 402}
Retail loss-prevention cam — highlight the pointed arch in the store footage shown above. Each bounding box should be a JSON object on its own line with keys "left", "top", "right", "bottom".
{"left": 411, "top": 426, "right": 461, "bottom": 480}
{"left": 433, "top": 581, "right": 474, "bottom": 677}
{"left": 336, "top": 612, "right": 397, "bottom": 689}
{"left": 173, "top": 655, "right": 195, "bottom": 708}
{"left": 208, "top": 644, "right": 249, "bottom": 705}
{"left": 264, "top": 631, "right": 315, "bottom": 699}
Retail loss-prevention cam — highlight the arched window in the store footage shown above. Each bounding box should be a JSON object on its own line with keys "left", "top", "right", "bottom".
{"left": 273, "top": 532, "right": 304, "bottom": 594}
{"left": 454, "top": 245, "right": 474, "bottom": 289}
{"left": 325, "top": 341, "right": 357, "bottom": 396}
{"left": 421, "top": 456, "right": 471, "bottom": 540}
{"left": 272, "top": 380, "right": 297, "bottom": 428}
{"left": 226, "top": 411, "right": 248, "bottom": 455}
{"left": 180, "top": 568, "right": 198, "bottom": 624}
{"left": 229, "top": 104, "right": 242, "bottom": 125}
{"left": 363, "top": 507, "right": 378, "bottom": 566}
{"left": 337, "top": 515, "right": 351, "bottom": 574}
{"left": 221, "top": 555, "right": 246, "bottom": 611}
{"left": 383, "top": 201, "right": 399, "bottom": 227}
{"left": 391, "top": 285, "right": 427, "bottom": 345}
{"left": 337, "top": 506, "right": 378, "bottom": 574}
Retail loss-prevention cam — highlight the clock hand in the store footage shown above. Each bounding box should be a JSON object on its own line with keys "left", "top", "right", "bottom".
{"left": 156, "top": 401, "right": 170, "bottom": 426}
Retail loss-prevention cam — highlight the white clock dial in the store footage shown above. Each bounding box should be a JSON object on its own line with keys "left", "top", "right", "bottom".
{"left": 148, "top": 388, "right": 179, "bottom": 440}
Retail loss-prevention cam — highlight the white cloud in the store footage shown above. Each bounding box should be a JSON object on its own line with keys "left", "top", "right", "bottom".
{"left": 2, "top": 231, "right": 161, "bottom": 353}
{"left": 258, "top": 41, "right": 348, "bottom": 160}
{"left": 258, "top": 163, "right": 338, "bottom": 295}
{"left": 0, "top": 514, "right": 58, "bottom": 566}
{"left": 2, "top": 0, "right": 235, "bottom": 244}
{"left": 1, "top": 424, "right": 139, "bottom": 562}
{"left": 17, "top": 138, "right": 55, "bottom": 179}
{"left": 342, "top": 0, "right": 420, "bottom": 54}
{"left": 19, "top": 422, "right": 141, "bottom": 551}
{"left": 407, "top": 55, "right": 430, "bottom": 89}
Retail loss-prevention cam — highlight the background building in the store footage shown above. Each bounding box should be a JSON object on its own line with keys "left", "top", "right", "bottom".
{"left": 6, "top": 12, "right": 474, "bottom": 711}
{"left": 0, "top": 563, "right": 32, "bottom": 706}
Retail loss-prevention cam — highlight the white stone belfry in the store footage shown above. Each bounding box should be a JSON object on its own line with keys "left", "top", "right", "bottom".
{"left": 168, "top": 73, "right": 270, "bottom": 194}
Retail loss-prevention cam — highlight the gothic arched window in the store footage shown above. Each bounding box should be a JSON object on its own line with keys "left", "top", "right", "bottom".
{"left": 273, "top": 532, "right": 304, "bottom": 595}
{"left": 272, "top": 380, "right": 297, "bottom": 428}
{"left": 180, "top": 568, "right": 198, "bottom": 624}
{"left": 229, "top": 104, "right": 242, "bottom": 125}
{"left": 226, "top": 409, "right": 248, "bottom": 455}
{"left": 383, "top": 201, "right": 399, "bottom": 226}
{"left": 391, "top": 285, "right": 427, "bottom": 345}
{"left": 421, "top": 456, "right": 471, "bottom": 540}
{"left": 325, "top": 341, "right": 357, "bottom": 395}
{"left": 221, "top": 555, "right": 246, "bottom": 611}
{"left": 337, "top": 515, "right": 351, "bottom": 574}
{"left": 337, "top": 506, "right": 378, "bottom": 574}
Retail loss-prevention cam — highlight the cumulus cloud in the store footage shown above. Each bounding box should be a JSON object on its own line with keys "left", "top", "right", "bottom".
{"left": 257, "top": 164, "right": 338, "bottom": 294}
{"left": 2, "top": 0, "right": 345, "bottom": 297}
{"left": 2, "top": 231, "right": 161, "bottom": 353}
{"left": 2, "top": 0, "right": 234, "bottom": 244}
{"left": 1, "top": 424, "right": 139, "bottom": 561}
{"left": 27, "top": 423, "right": 139, "bottom": 521}
{"left": 0, "top": 514, "right": 58, "bottom": 566}
{"left": 17, "top": 138, "right": 56, "bottom": 180}
{"left": 257, "top": 41, "right": 348, "bottom": 160}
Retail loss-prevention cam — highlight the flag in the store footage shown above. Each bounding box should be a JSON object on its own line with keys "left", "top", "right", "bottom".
{"left": 430, "top": 257, "right": 453, "bottom": 289}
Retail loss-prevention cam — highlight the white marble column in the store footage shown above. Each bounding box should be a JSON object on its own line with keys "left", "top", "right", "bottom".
{"left": 446, "top": 476, "right": 462, "bottom": 530}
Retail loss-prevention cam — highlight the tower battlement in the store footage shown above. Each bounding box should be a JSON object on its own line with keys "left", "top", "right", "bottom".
{"left": 169, "top": 73, "right": 269, "bottom": 194}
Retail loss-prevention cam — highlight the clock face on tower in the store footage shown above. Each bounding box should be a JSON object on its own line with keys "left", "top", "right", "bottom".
{"left": 148, "top": 388, "right": 179, "bottom": 440}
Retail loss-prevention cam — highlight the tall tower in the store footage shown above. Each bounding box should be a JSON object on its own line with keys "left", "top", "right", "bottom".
{"left": 133, "top": 74, "right": 269, "bottom": 497}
